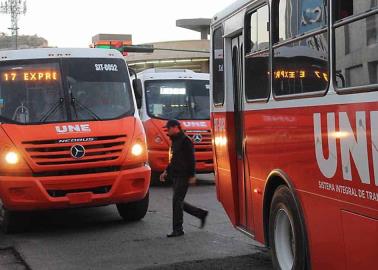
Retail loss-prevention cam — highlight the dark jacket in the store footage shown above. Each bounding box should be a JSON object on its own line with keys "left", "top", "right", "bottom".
{"left": 166, "top": 131, "right": 195, "bottom": 178}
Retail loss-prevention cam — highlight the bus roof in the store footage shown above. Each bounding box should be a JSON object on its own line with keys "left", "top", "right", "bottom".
{"left": 212, "top": 0, "right": 251, "bottom": 26}
{"left": 137, "top": 68, "right": 209, "bottom": 81}
{"left": 139, "top": 68, "right": 196, "bottom": 74}
{"left": 0, "top": 48, "right": 125, "bottom": 62}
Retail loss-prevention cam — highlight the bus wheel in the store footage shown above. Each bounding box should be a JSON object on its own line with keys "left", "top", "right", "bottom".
{"left": 0, "top": 208, "right": 29, "bottom": 234}
{"left": 116, "top": 192, "right": 149, "bottom": 222}
{"left": 269, "top": 186, "right": 307, "bottom": 270}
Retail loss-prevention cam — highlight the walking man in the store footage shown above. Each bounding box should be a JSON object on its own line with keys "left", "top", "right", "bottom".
{"left": 160, "top": 119, "right": 208, "bottom": 238}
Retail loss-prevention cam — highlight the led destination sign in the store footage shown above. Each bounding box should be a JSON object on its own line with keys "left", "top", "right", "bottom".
{"left": 160, "top": 87, "right": 186, "bottom": 95}
{"left": 274, "top": 69, "right": 328, "bottom": 81}
{"left": 2, "top": 70, "right": 59, "bottom": 82}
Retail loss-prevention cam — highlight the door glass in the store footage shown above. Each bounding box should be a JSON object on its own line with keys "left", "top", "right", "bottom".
{"left": 232, "top": 43, "right": 243, "bottom": 158}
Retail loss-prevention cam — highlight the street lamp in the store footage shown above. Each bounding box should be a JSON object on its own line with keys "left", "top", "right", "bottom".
{"left": 0, "top": 0, "right": 27, "bottom": 49}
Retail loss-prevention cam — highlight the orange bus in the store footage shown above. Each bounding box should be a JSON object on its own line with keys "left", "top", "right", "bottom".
{"left": 133, "top": 69, "right": 213, "bottom": 183}
{"left": 211, "top": 0, "right": 377, "bottom": 269}
{"left": 0, "top": 48, "right": 150, "bottom": 232}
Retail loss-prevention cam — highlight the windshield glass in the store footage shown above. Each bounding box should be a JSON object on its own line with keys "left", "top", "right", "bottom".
{"left": 145, "top": 80, "right": 210, "bottom": 120}
{"left": 64, "top": 58, "right": 134, "bottom": 121}
{"left": 0, "top": 58, "right": 134, "bottom": 124}
{"left": 0, "top": 62, "right": 66, "bottom": 124}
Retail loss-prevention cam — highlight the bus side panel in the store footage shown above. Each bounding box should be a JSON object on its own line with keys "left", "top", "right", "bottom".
{"left": 244, "top": 102, "right": 378, "bottom": 269}
{"left": 245, "top": 107, "right": 346, "bottom": 269}
{"left": 213, "top": 112, "right": 239, "bottom": 225}
{"left": 341, "top": 210, "right": 377, "bottom": 270}
{"left": 211, "top": 116, "right": 221, "bottom": 201}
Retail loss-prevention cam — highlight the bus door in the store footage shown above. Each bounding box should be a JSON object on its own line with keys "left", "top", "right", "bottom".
{"left": 231, "top": 35, "right": 253, "bottom": 231}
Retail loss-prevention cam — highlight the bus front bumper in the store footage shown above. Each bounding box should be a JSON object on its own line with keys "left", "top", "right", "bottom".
{"left": 0, "top": 165, "right": 151, "bottom": 211}
{"left": 195, "top": 151, "right": 214, "bottom": 173}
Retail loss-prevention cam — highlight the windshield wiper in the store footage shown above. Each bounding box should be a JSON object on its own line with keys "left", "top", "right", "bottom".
{"left": 0, "top": 115, "right": 19, "bottom": 124}
{"left": 40, "top": 98, "right": 65, "bottom": 123}
{"left": 70, "top": 92, "right": 102, "bottom": 121}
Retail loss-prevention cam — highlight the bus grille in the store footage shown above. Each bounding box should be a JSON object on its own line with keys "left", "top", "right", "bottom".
{"left": 184, "top": 130, "right": 213, "bottom": 152}
{"left": 162, "top": 126, "right": 213, "bottom": 152}
{"left": 22, "top": 135, "right": 127, "bottom": 166}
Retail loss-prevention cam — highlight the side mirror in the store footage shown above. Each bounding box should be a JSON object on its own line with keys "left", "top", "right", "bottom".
{"left": 133, "top": 79, "right": 143, "bottom": 109}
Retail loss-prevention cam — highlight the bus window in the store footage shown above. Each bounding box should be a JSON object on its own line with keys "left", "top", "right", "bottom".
{"left": 246, "top": 6, "right": 269, "bottom": 53}
{"left": 0, "top": 62, "right": 65, "bottom": 124}
{"left": 334, "top": 0, "right": 378, "bottom": 21}
{"left": 145, "top": 80, "right": 210, "bottom": 120}
{"left": 212, "top": 27, "right": 225, "bottom": 106}
{"left": 273, "top": 0, "right": 329, "bottom": 97}
{"left": 64, "top": 58, "right": 134, "bottom": 121}
{"left": 245, "top": 5, "right": 270, "bottom": 101}
{"left": 334, "top": 0, "right": 353, "bottom": 20}
{"left": 334, "top": 1, "right": 378, "bottom": 90}
{"left": 278, "top": 0, "right": 298, "bottom": 41}
{"left": 277, "top": 0, "right": 326, "bottom": 41}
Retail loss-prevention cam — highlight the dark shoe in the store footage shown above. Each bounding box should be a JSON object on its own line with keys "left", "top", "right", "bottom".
{"left": 200, "top": 211, "right": 209, "bottom": 229}
{"left": 167, "top": 231, "right": 184, "bottom": 238}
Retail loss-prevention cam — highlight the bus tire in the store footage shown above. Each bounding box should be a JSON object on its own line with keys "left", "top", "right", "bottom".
{"left": 116, "top": 192, "right": 149, "bottom": 222}
{"left": 269, "top": 185, "right": 307, "bottom": 270}
{"left": 0, "top": 208, "right": 29, "bottom": 234}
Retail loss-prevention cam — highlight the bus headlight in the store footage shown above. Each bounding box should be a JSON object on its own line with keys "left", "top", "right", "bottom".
{"left": 5, "top": 151, "right": 19, "bottom": 165}
{"left": 131, "top": 143, "right": 144, "bottom": 156}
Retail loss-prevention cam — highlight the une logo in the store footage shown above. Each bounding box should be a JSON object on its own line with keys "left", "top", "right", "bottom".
{"left": 55, "top": 124, "right": 91, "bottom": 134}
{"left": 314, "top": 112, "right": 378, "bottom": 186}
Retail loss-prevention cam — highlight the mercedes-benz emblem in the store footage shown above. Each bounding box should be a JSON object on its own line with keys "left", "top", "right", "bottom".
{"left": 192, "top": 134, "right": 203, "bottom": 144}
{"left": 70, "top": 145, "right": 86, "bottom": 159}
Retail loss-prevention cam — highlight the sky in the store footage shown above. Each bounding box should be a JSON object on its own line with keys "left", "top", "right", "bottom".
{"left": 0, "top": 0, "right": 234, "bottom": 48}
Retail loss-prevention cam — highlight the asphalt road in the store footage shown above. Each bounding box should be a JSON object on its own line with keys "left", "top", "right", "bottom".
{"left": 0, "top": 175, "right": 273, "bottom": 270}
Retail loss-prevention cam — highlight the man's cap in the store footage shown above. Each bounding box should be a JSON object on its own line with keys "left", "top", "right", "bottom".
{"left": 164, "top": 119, "right": 181, "bottom": 128}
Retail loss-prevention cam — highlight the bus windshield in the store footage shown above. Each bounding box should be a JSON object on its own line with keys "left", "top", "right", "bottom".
{"left": 0, "top": 62, "right": 66, "bottom": 124}
{"left": 0, "top": 58, "right": 134, "bottom": 124}
{"left": 145, "top": 80, "right": 210, "bottom": 120}
{"left": 65, "top": 58, "right": 134, "bottom": 121}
